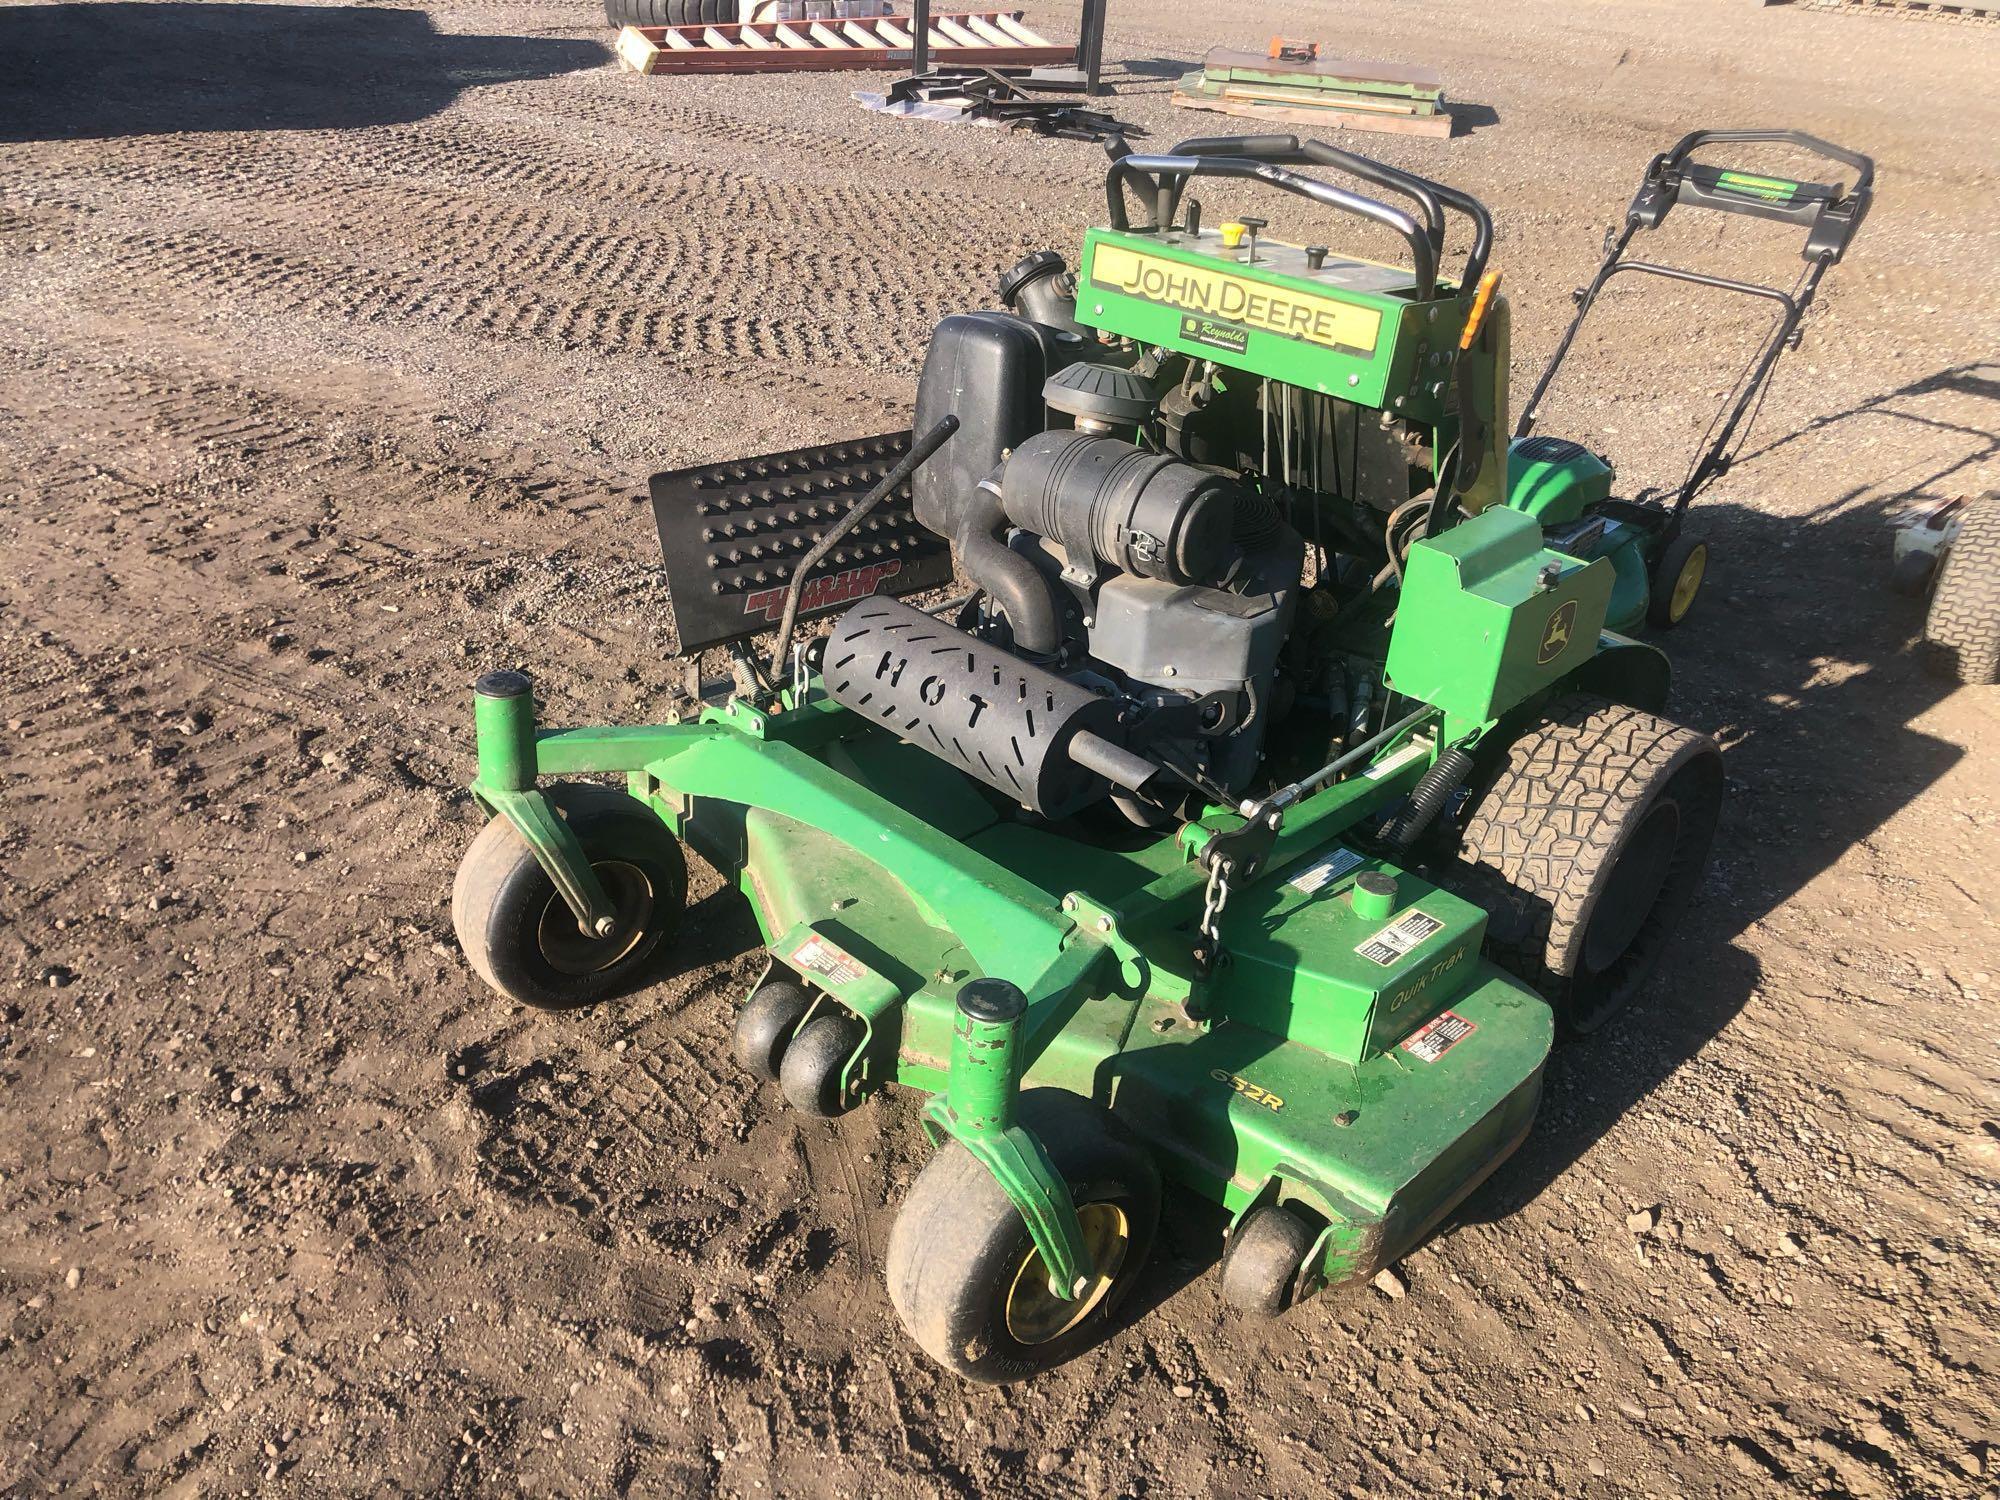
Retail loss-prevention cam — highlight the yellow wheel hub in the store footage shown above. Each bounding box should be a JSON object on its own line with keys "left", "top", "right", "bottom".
{"left": 1002, "top": 1202, "right": 1130, "bottom": 1346}
{"left": 1668, "top": 542, "right": 1708, "bottom": 623}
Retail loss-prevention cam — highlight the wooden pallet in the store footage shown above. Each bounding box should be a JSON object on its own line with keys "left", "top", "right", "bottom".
{"left": 615, "top": 11, "right": 1071, "bottom": 74}
{"left": 1171, "top": 46, "right": 1453, "bottom": 140}
{"left": 1169, "top": 90, "right": 1455, "bottom": 140}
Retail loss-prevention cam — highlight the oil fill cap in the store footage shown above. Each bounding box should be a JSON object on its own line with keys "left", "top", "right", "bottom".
{"left": 1219, "top": 221, "right": 1247, "bottom": 249}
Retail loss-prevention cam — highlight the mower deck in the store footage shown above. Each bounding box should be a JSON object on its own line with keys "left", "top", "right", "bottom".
{"left": 502, "top": 688, "right": 1553, "bottom": 1296}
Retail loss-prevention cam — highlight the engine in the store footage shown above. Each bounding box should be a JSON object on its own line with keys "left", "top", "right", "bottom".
{"left": 819, "top": 284, "right": 1304, "bottom": 824}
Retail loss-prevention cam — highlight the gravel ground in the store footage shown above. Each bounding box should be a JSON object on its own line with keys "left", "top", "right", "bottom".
{"left": 1, "top": 0, "right": 1997, "bottom": 1495}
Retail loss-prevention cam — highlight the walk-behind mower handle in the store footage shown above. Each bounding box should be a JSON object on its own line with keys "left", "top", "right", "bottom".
{"left": 1523, "top": 126, "right": 1876, "bottom": 525}
{"left": 1659, "top": 129, "right": 1875, "bottom": 193}
{"left": 1165, "top": 134, "right": 1495, "bottom": 291}
{"left": 1633, "top": 129, "right": 1874, "bottom": 264}
{"left": 1106, "top": 154, "right": 1437, "bottom": 300}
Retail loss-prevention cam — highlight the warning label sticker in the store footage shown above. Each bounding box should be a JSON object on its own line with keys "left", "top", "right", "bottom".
{"left": 1401, "top": 1010, "right": 1477, "bottom": 1063}
{"left": 1288, "top": 845, "right": 1365, "bottom": 895}
{"left": 789, "top": 934, "right": 865, "bottom": 988}
{"left": 1356, "top": 909, "right": 1444, "bottom": 966}
{"left": 1363, "top": 739, "right": 1432, "bottom": 782}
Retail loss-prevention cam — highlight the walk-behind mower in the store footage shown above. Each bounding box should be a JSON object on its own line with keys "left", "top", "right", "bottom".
{"left": 452, "top": 129, "right": 1870, "bottom": 1381}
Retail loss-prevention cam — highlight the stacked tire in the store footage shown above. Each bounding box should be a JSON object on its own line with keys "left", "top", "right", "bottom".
{"left": 604, "top": 0, "right": 735, "bottom": 28}
{"left": 1923, "top": 497, "right": 2000, "bottom": 686}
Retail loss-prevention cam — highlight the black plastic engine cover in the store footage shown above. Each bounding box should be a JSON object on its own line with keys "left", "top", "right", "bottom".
{"left": 649, "top": 432, "right": 954, "bottom": 653}
{"left": 820, "top": 594, "right": 1116, "bottom": 818}
{"left": 913, "top": 311, "right": 1083, "bottom": 541}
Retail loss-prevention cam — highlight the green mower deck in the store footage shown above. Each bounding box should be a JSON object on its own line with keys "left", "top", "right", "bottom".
{"left": 468, "top": 676, "right": 1552, "bottom": 1302}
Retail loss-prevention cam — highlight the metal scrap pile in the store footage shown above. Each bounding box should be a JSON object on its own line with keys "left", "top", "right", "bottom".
{"left": 856, "top": 68, "right": 1141, "bottom": 140}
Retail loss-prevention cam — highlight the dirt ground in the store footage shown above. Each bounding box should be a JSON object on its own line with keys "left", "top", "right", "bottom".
{"left": 2, "top": 0, "right": 1998, "bottom": 1494}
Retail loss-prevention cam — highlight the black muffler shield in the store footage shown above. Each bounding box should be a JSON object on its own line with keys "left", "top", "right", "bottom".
{"left": 821, "top": 596, "right": 1116, "bottom": 817}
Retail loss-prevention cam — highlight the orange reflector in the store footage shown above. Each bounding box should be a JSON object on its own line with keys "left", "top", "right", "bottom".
{"left": 1459, "top": 270, "right": 1502, "bottom": 351}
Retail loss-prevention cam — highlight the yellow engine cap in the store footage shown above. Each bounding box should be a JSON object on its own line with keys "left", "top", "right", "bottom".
{"left": 1218, "top": 221, "right": 1247, "bottom": 248}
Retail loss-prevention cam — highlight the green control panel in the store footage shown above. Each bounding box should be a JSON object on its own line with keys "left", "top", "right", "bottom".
{"left": 1075, "top": 225, "right": 1469, "bottom": 417}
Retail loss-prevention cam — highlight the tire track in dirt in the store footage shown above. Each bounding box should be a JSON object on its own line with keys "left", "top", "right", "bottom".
{"left": 7, "top": 107, "right": 1074, "bottom": 390}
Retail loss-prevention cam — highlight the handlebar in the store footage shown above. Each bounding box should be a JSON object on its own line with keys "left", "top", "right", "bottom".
{"left": 1163, "top": 134, "right": 1448, "bottom": 254}
{"left": 1105, "top": 134, "right": 1493, "bottom": 298}
{"left": 1106, "top": 154, "right": 1439, "bottom": 299}
{"left": 1657, "top": 128, "right": 1874, "bottom": 194}
{"left": 1631, "top": 128, "right": 1874, "bottom": 263}
{"left": 1166, "top": 134, "right": 1494, "bottom": 290}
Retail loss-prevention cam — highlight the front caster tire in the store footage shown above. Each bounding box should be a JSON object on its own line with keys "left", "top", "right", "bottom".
{"left": 733, "top": 980, "right": 814, "bottom": 1082}
{"left": 451, "top": 784, "right": 686, "bottom": 1011}
{"left": 886, "top": 1090, "right": 1160, "bottom": 1384}
{"left": 1459, "top": 694, "right": 1723, "bottom": 1037}
{"left": 1219, "top": 1203, "right": 1316, "bottom": 1316}
{"left": 777, "top": 1011, "right": 864, "bottom": 1117}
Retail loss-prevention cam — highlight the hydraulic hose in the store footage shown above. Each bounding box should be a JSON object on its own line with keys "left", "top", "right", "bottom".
{"left": 767, "top": 415, "right": 957, "bottom": 677}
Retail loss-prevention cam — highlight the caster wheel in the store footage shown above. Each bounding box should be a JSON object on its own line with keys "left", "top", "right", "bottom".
{"left": 733, "top": 980, "right": 813, "bottom": 1082}
{"left": 886, "top": 1090, "right": 1160, "bottom": 1384}
{"left": 777, "top": 1011, "right": 864, "bottom": 1117}
{"left": 1219, "top": 1203, "right": 1316, "bottom": 1315}
{"left": 451, "top": 784, "right": 686, "bottom": 1011}
{"left": 1647, "top": 533, "right": 1708, "bottom": 628}
{"left": 1889, "top": 547, "right": 1935, "bottom": 600}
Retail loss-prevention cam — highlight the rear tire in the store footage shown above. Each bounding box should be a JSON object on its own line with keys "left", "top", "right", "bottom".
{"left": 1219, "top": 1203, "right": 1315, "bottom": 1316}
{"left": 1923, "top": 497, "right": 2000, "bottom": 685}
{"left": 1647, "top": 533, "right": 1708, "bottom": 628}
{"left": 886, "top": 1090, "right": 1160, "bottom": 1384}
{"left": 452, "top": 785, "right": 687, "bottom": 1011}
{"left": 1458, "top": 695, "right": 1723, "bottom": 1037}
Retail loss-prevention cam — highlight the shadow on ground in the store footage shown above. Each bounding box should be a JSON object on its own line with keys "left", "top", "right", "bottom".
{"left": 1462, "top": 359, "right": 1994, "bottom": 1226}
{"left": 0, "top": 3, "right": 606, "bottom": 142}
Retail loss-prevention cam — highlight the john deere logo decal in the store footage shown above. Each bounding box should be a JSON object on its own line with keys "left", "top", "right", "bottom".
{"left": 1538, "top": 599, "right": 1578, "bottom": 664}
{"left": 1090, "top": 242, "right": 1384, "bottom": 356}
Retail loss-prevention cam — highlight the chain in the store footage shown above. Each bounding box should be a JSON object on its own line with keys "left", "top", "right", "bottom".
{"left": 1200, "top": 857, "right": 1233, "bottom": 942}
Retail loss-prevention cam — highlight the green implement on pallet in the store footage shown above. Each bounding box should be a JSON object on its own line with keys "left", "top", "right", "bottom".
{"left": 451, "top": 127, "right": 1870, "bottom": 1381}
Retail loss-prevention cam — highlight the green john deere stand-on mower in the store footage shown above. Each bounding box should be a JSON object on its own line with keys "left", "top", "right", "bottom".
{"left": 451, "top": 129, "right": 1871, "bottom": 1381}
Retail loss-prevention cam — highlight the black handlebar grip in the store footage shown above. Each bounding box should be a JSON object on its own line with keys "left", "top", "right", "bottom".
{"left": 1170, "top": 134, "right": 1302, "bottom": 158}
